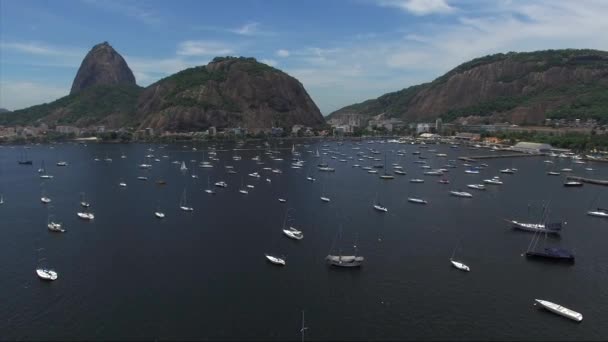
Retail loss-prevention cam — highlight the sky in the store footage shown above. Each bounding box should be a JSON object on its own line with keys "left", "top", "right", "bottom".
{"left": 2, "top": 0, "right": 608, "bottom": 115}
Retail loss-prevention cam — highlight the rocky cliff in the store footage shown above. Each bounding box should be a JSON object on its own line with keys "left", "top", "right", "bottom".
{"left": 330, "top": 49, "right": 608, "bottom": 125}
{"left": 134, "top": 57, "right": 324, "bottom": 131}
{"left": 2, "top": 44, "right": 325, "bottom": 130}
{"left": 70, "top": 42, "right": 136, "bottom": 94}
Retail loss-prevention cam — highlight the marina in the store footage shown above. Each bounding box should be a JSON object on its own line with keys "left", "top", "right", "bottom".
{"left": 0, "top": 139, "right": 607, "bottom": 340}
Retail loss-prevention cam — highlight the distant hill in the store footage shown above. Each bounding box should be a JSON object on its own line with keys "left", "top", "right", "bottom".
{"left": 0, "top": 108, "right": 10, "bottom": 114}
{"left": 2, "top": 43, "right": 325, "bottom": 131}
{"left": 329, "top": 49, "right": 608, "bottom": 125}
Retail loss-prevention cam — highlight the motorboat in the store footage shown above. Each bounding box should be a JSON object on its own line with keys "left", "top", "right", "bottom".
{"left": 534, "top": 299, "right": 582, "bottom": 322}
{"left": 214, "top": 181, "right": 227, "bottom": 188}
{"left": 154, "top": 211, "right": 165, "bottom": 219}
{"left": 563, "top": 181, "right": 583, "bottom": 187}
{"left": 41, "top": 197, "right": 52, "bottom": 204}
{"left": 47, "top": 222, "right": 65, "bottom": 233}
{"left": 278, "top": 198, "right": 287, "bottom": 203}
{"left": 547, "top": 171, "right": 561, "bottom": 176}
{"left": 320, "top": 196, "right": 331, "bottom": 202}
{"left": 137, "top": 176, "right": 148, "bottom": 181}
{"left": 483, "top": 177, "right": 503, "bottom": 185}
{"left": 500, "top": 168, "right": 515, "bottom": 174}
{"left": 409, "top": 179, "right": 424, "bottom": 183}
{"left": 119, "top": 182, "right": 127, "bottom": 187}
{"left": 56, "top": 161, "right": 68, "bottom": 166}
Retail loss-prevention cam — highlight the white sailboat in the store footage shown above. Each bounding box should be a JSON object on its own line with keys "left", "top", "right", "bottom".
{"left": 407, "top": 197, "right": 427, "bottom": 204}
{"left": 282, "top": 208, "right": 303, "bottom": 240}
{"left": 35, "top": 248, "right": 58, "bottom": 281}
{"left": 41, "top": 189, "right": 51, "bottom": 204}
{"left": 80, "top": 192, "right": 90, "bottom": 208}
{"left": 450, "top": 190, "right": 473, "bottom": 198}
{"left": 239, "top": 177, "right": 249, "bottom": 194}
{"left": 179, "top": 189, "right": 194, "bottom": 211}
{"left": 264, "top": 254, "right": 286, "bottom": 266}
{"left": 449, "top": 244, "right": 470, "bottom": 272}
{"left": 205, "top": 176, "right": 216, "bottom": 194}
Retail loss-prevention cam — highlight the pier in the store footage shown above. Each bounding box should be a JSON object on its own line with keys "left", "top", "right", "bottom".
{"left": 458, "top": 153, "right": 540, "bottom": 162}
{"left": 566, "top": 176, "right": 608, "bottom": 186}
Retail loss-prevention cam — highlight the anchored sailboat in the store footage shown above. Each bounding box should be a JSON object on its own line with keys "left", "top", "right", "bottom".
{"left": 326, "top": 228, "right": 364, "bottom": 268}
{"left": 179, "top": 188, "right": 194, "bottom": 211}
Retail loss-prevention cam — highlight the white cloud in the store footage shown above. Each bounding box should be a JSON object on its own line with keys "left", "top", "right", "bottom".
{"left": 377, "top": 0, "right": 454, "bottom": 15}
{"left": 276, "top": 49, "right": 290, "bottom": 57}
{"left": 0, "top": 81, "right": 68, "bottom": 111}
{"left": 81, "top": 0, "right": 161, "bottom": 25}
{"left": 176, "top": 41, "right": 234, "bottom": 57}
{"left": 230, "top": 22, "right": 260, "bottom": 36}
{"left": 0, "top": 42, "right": 84, "bottom": 57}
{"left": 260, "top": 59, "right": 278, "bottom": 67}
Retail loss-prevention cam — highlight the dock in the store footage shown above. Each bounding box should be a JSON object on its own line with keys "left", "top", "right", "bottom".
{"left": 566, "top": 176, "right": 608, "bottom": 186}
{"left": 458, "top": 153, "right": 540, "bottom": 162}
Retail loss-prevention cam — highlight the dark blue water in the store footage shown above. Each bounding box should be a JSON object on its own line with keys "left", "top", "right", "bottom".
{"left": 0, "top": 140, "right": 607, "bottom": 340}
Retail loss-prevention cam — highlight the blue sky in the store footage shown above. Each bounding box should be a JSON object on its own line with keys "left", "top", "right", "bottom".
{"left": 2, "top": 0, "right": 608, "bottom": 114}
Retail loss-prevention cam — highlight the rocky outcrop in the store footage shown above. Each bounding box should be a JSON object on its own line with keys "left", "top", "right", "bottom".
{"left": 135, "top": 57, "right": 325, "bottom": 131}
{"left": 330, "top": 49, "right": 608, "bottom": 125}
{"left": 70, "top": 42, "right": 136, "bottom": 94}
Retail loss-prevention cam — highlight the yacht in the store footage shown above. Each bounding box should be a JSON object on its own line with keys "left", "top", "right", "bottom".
{"left": 214, "top": 181, "right": 228, "bottom": 188}
{"left": 547, "top": 171, "right": 561, "bottom": 176}
{"left": 563, "top": 181, "right": 583, "bottom": 187}
{"left": 119, "top": 182, "right": 127, "bottom": 187}
{"left": 41, "top": 196, "right": 52, "bottom": 204}
{"left": 278, "top": 198, "right": 287, "bottom": 203}
{"left": 499, "top": 168, "right": 515, "bottom": 174}
{"left": 137, "top": 176, "right": 148, "bottom": 181}
{"left": 320, "top": 196, "right": 331, "bottom": 202}
{"left": 505, "top": 219, "right": 562, "bottom": 235}
{"left": 438, "top": 178, "right": 450, "bottom": 184}
{"left": 409, "top": 179, "right": 424, "bottom": 183}
{"left": 464, "top": 169, "right": 479, "bottom": 174}
{"left": 394, "top": 170, "right": 406, "bottom": 175}
{"left": 306, "top": 176, "right": 316, "bottom": 181}
{"left": 154, "top": 211, "right": 165, "bottom": 219}
{"left": 56, "top": 161, "right": 68, "bottom": 166}
{"left": 47, "top": 221, "right": 65, "bottom": 233}
{"left": 326, "top": 255, "right": 364, "bottom": 268}
{"left": 534, "top": 299, "right": 582, "bottom": 322}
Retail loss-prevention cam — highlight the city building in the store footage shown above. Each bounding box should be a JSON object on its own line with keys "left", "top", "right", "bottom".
{"left": 416, "top": 123, "right": 432, "bottom": 134}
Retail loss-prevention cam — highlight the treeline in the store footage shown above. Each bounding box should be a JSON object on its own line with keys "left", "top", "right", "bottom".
{"left": 493, "top": 131, "right": 608, "bottom": 151}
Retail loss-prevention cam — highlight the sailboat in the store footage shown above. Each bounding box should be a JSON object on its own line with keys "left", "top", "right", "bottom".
{"left": 264, "top": 254, "right": 286, "bottom": 266}
{"left": 80, "top": 192, "right": 90, "bottom": 208}
{"left": 524, "top": 205, "right": 574, "bottom": 262}
{"left": 326, "top": 229, "right": 364, "bottom": 268}
{"left": 179, "top": 189, "right": 194, "bottom": 211}
{"left": 154, "top": 206, "right": 166, "bottom": 219}
{"left": 300, "top": 310, "right": 308, "bottom": 342}
{"left": 35, "top": 248, "right": 58, "bottom": 281}
{"left": 0, "top": 194, "right": 3, "bottom": 205}
{"left": 505, "top": 202, "right": 563, "bottom": 235}
{"left": 449, "top": 243, "right": 470, "bottom": 272}
{"left": 40, "top": 189, "right": 51, "bottom": 204}
{"left": 205, "top": 176, "right": 216, "bottom": 194}
{"left": 372, "top": 192, "right": 388, "bottom": 212}
{"left": 77, "top": 208, "right": 95, "bottom": 220}
{"left": 586, "top": 190, "right": 607, "bottom": 218}
{"left": 180, "top": 161, "right": 188, "bottom": 172}
{"left": 379, "top": 153, "right": 394, "bottom": 179}
{"left": 282, "top": 208, "right": 304, "bottom": 240}
{"left": 239, "top": 176, "right": 249, "bottom": 194}
{"left": 39, "top": 161, "right": 53, "bottom": 179}
{"left": 47, "top": 206, "right": 65, "bottom": 233}
{"left": 18, "top": 149, "right": 33, "bottom": 165}
{"left": 534, "top": 299, "right": 583, "bottom": 322}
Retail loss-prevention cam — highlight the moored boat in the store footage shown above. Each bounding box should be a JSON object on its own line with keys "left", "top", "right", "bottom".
{"left": 534, "top": 299, "right": 582, "bottom": 322}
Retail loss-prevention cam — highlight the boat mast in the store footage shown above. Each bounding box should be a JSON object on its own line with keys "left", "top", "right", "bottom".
{"left": 300, "top": 310, "right": 308, "bottom": 342}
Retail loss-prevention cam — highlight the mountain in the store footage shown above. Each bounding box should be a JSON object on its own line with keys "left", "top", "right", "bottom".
{"left": 0, "top": 108, "right": 10, "bottom": 114}
{"left": 1, "top": 43, "right": 324, "bottom": 131}
{"left": 134, "top": 56, "right": 324, "bottom": 131}
{"left": 70, "top": 42, "right": 136, "bottom": 94}
{"left": 329, "top": 49, "right": 608, "bottom": 125}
